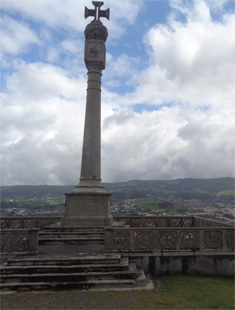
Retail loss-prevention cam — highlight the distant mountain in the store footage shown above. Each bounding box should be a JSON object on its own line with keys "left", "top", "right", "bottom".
{"left": 1, "top": 177, "right": 234, "bottom": 202}
{"left": 0, "top": 185, "right": 74, "bottom": 199}
{"left": 104, "top": 177, "right": 235, "bottom": 201}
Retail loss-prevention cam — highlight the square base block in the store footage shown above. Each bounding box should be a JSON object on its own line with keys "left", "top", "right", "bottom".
{"left": 62, "top": 191, "right": 113, "bottom": 226}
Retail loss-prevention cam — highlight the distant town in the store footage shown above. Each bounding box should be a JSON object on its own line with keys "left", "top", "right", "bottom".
{"left": 1, "top": 196, "right": 234, "bottom": 224}
{"left": 110, "top": 198, "right": 234, "bottom": 223}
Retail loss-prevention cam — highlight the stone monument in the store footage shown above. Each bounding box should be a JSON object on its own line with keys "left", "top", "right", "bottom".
{"left": 62, "top": 1, "right": 113, "bottom": 226}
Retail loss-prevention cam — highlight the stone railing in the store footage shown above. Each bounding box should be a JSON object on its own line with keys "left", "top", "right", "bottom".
{"left": 0, "top": 217, "right": 62, "bottom": 229}
{"left": 113, "top": 216, "right": 195, "bottom": 228}
{"left": 1, "top": 216, "right": 232, "bottom": 230}
{"left": 193, "top": 216, "right": 233, "bottom": 227}
{"left": 113, "top": 216, "right": 233, "bottom": 228}
{"left": 104, "top": 227, "right": 234, "bottom": 254}
{"left": 0, "top": 229, "right": 39, "bottom": 254}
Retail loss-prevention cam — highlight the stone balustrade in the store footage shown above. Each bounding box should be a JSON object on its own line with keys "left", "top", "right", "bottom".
{"left": 1, "top": 216, "right": 233, "bottom": 230}
{"left": 113, "top": 216, "right": 195, "bottom": 227}
{"left": 104, "top": 227, "right": 234, "bottom": 254}
{"left": 0, "top": 229, "right": 39, "bottom": 254}
{"left": 193, "top": 216, "right": 233, "bottom": 227}
{"left": 0, "top": 217, "right": 62, "bottom": 229}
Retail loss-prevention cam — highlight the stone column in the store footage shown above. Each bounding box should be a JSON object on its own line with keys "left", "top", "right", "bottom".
{"left": 79, "top": 54, "right": 103, "bottom": 187}
{"left": 62, "top": 18, "right": 113, "bottom": 226}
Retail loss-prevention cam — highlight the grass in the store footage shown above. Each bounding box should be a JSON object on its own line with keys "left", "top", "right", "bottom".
{"left": 193, "top": 188, "right": 209, "bottom": 194}
{"left": 155, "top": 274, "right": 234, "bottom": 309}
{"left": 135, "top": 198, "right": 166, "bottom": 212}
{"left": 1, "top": 274, "right": 234, "bottom": 310}
{"left": 217, "top": 190, "right": 235, "bottom": 197}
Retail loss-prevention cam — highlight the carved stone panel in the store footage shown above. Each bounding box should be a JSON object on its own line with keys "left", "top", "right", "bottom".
{"left": 10, "top": 219, "right": 22, "bottom": 229}
{"left": 11, "top": 234, "right": 30, "bottom": 252}
{"left": 113, "top": 231, "right": 129, "bottom": 250}
{"left": 142, "top": 218, "right": 155, "bottom": 227}
{"left": 129, "top": 218, "right": 142, "bottom": 227}
{"left": 85, "top": 40, "right": 105, "bottom": 68}
{"left": 135, "top": 231, "right": 152, "bottom": 250}
{"left": 24, "top": 220, "right": 35, "bottom": 229}
{"left": 158, "top": 218, "right": 168, "bottom": 227}
{"left": 0, "top": 219, "right": 7, "bottom": 229}
{"left": 181, "top": 231, "right": 199, "bottom": 250}
{"left": 204, "top": 231, "right": 222, "bottom": 249}
{"left": 169, "top": 218, "right": 181, "bottom": 227}
{"left": 160, "top": 231, "right": 177, "bottom": 250}
{"left": 182, "top": 218, "right": 193, "bottom": 227}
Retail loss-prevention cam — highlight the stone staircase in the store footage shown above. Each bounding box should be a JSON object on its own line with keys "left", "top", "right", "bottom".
{"left": 38, "top": 226, "right": 105, "bottom": 245}
{"left": 0, "top": 253, "right": 153, "bottom": 292}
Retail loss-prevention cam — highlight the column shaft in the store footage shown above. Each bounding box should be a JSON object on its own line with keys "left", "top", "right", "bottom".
{"left": 79, "top": 68, "right": 102, "bottom": 187}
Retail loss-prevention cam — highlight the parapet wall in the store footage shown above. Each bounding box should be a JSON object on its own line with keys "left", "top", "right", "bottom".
{"left": 0, "top": 229, "right": 38, "bottom": 255}
{"left": 105, "top": 226, "right": 234, "bottom": 253}
{"left": 106, "top": 216, "right": 234, "bottom": 276}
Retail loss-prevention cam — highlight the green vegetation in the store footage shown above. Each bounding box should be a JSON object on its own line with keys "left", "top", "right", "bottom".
{"left": 1, "top": 177, "right": 234, "bottom": 202}
{"left": 0, "top": 198, "right": 65, "bottom": 217}
{"left": 105, "top": 177, "right": 234, "bottom": 202}
{"left": 135, "top": 198, "right": 166, "bottom": 213}
{"left": 193, "top": 188, "right": 209, "bottom": 194}
{"left": 1, "top": 274, "right": 234, "bottom": 309}
{"left": 134, "top": 198, "right": 196, "bottom": 215}
{"left": 217, "top": 190, "right": 234, "bottom": 196}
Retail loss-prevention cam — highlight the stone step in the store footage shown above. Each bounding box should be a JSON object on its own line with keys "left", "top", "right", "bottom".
{"left": 0, "top": 270, "right": 149, "bottom": 292}
{"left": 1, "top": 266, "right": 139, "bottom": 283}
{"left": 1, "top": 258, "right": 129, "bottom": 274}
{"left": 0, "top": 251, "right": 153, "bottom": 292}
{"left": 5, "top": 253, "right": 121, "bottom": 266}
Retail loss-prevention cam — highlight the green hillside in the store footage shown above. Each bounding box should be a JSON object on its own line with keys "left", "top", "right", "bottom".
{"left": 1, "top": 177, "right": 234, "bottom": 202}
{"left": 105, "top": 177, "right": 234, "bottom": 202}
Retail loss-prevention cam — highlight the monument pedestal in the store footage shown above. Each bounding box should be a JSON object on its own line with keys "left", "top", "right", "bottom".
{"left": 62, "top": 187, "right": 113, "bottom": 226}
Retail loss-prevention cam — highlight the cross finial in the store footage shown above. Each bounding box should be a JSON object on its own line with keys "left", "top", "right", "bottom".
{"left": 85, "top": 1, "right": 110, "bottom": 21}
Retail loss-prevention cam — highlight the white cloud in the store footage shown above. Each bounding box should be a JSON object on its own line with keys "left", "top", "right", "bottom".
{"left": 1, "top": 62, "right": 87, "bottom": 185}
{"left": 105, "top": 53, "right": 140, "bottom": 88}
{"left": 6, "top": 62, "right": 86, "bottom": 100}
{"left": 131, "top": 0, "right": 235, "bottom": 108}
{"left": 102, "top": 107, "right": 234, "bottom": 182}
{"left": 100, "top": 0, "right": 235, "bottom": 181}
{"left": 61, "top": 40, "right": 82, "bottom": 55}
{"left": 0, "top": 15, "right": 40, "bottom": 58}
{"left": 0, "top": 0, "right": 143, "bottom": 39}
{"left": 0, "top": 0, "right": 85, "bottom": 30}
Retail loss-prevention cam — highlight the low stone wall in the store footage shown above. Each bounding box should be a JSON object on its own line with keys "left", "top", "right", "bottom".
{"left": 0, "top": 217, "right": 62, "bottom": 229}
{"left": 105, "top": 227, "right": 234, "bottom": 253}
{"left": 1, "top": 216, "right": 232, "bottom": 230}
{"left": 0, "top": 229, "right": 39, "bottom": 254}
{"left": 113, "top": 216, "right": 194, "bottom": 227}
{"left": 193, "top": 216, "right": 233, "bottom": 227}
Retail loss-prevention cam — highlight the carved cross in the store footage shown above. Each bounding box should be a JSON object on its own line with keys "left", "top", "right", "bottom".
{"left": 85, "top": 1, "right": 110, "bottom": 21}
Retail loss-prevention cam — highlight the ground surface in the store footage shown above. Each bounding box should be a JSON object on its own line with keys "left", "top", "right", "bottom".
{"left": 1, "top": 274, "right": 234, "bottom": 310}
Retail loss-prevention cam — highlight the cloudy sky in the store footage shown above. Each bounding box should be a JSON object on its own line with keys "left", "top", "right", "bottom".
{"left": 1, "top": 0, "right": 234, "bottom": 186}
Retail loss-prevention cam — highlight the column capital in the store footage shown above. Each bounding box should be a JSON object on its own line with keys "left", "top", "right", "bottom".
{"left": 85, "top": 20, "right": 108, "bottom": 41}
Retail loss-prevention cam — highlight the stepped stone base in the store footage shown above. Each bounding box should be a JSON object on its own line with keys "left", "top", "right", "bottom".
{"left": 62, "top": 189, "right": 113, "bottom": 226}
{"left": 1, "top": 253, "right": 153, "bottom": 292}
